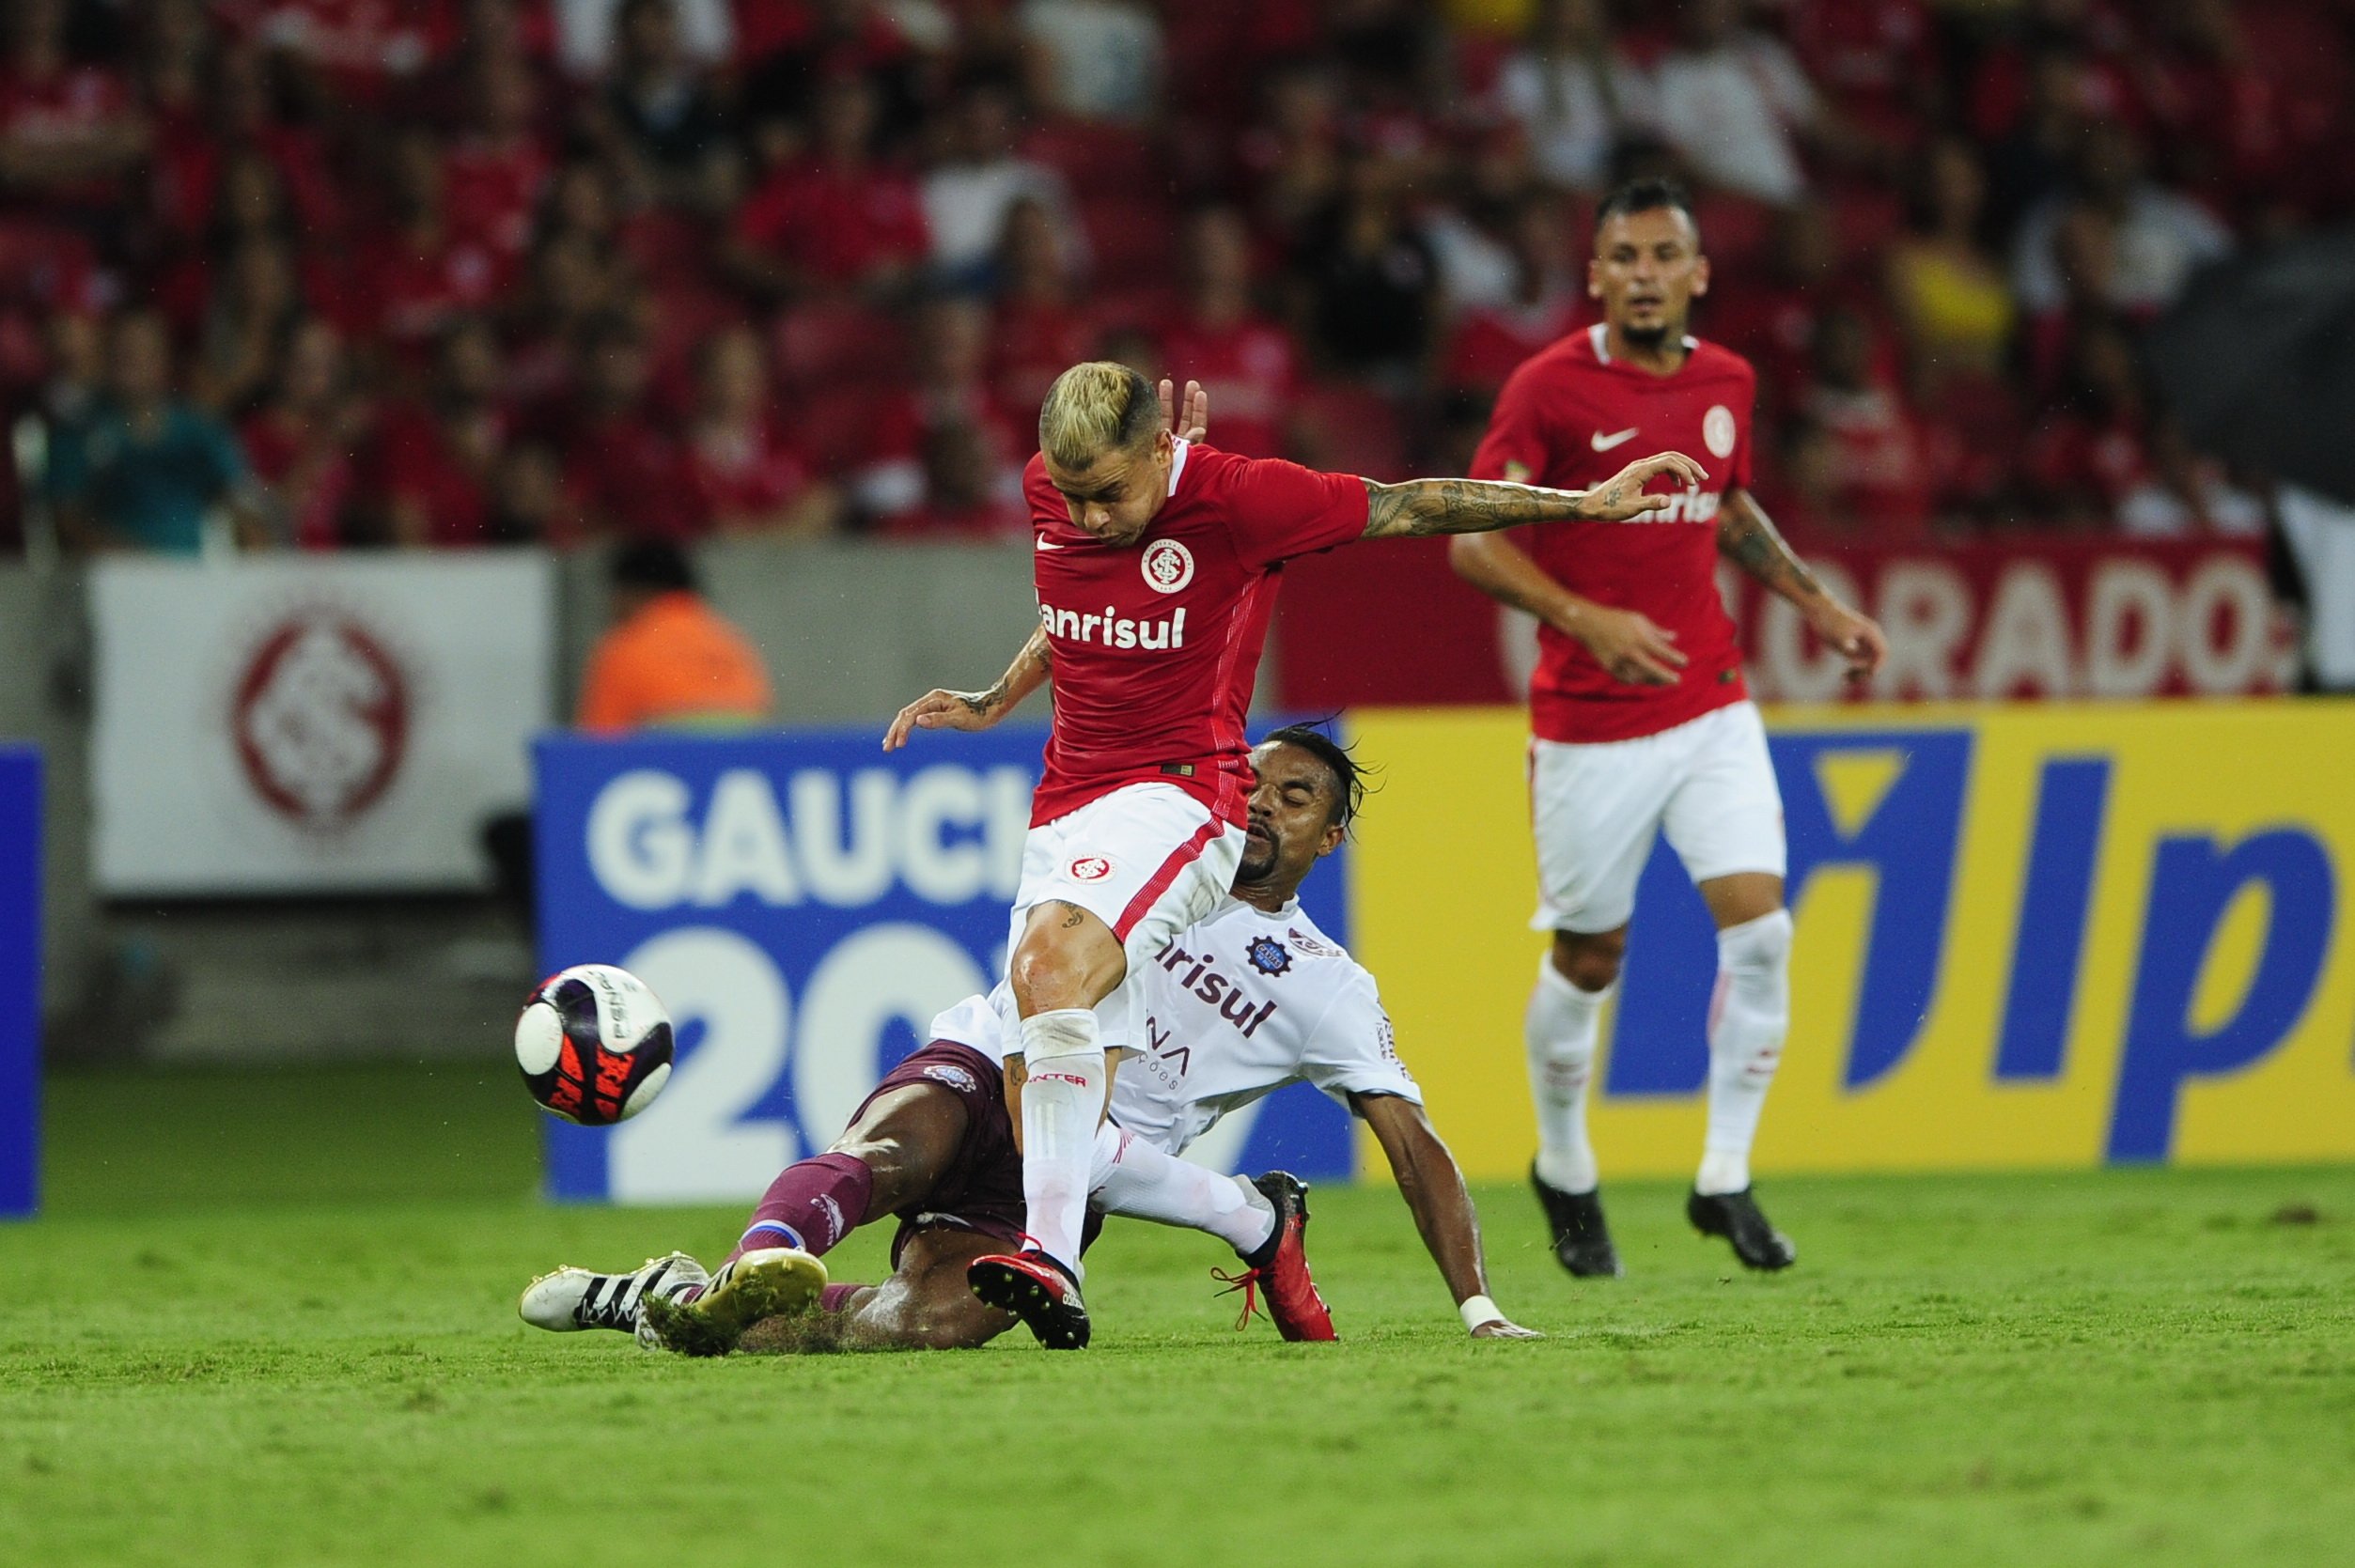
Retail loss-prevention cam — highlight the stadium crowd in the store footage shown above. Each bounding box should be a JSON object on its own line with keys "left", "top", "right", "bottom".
{"left": 0, "top": 0, "right": 2347, "bottom": 557}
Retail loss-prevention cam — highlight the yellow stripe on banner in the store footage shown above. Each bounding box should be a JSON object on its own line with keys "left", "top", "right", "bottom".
{"left": 1348, "top": 701, "right": 2355, "bottom": 1180}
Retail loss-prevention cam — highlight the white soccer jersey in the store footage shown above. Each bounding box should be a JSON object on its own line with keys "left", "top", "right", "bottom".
{"left": 926, "top": 897, "right": 1420, "bottom": 1158}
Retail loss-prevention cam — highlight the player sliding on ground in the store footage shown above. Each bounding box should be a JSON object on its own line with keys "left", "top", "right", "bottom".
{"left": 519, "top": 729, "right": 1538, "bottom": 1351}
{"left": 879, "top": 361, "right": 1701, "bottom": 1349}
{"left": 1453, "top": 179, "right": 1890, "bottom": 1277}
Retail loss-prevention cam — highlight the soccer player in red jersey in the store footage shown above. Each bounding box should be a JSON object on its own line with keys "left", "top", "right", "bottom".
{"left": 1453, "top": 179, "right": 1890, "bottom": 1278}
{"left": 886, "top": 364, "right": 1703, "bottom": 1347}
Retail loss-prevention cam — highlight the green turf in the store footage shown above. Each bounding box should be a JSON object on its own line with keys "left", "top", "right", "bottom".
{"left": 4, "top": 1064, "right": 2352, "bottom": 1568}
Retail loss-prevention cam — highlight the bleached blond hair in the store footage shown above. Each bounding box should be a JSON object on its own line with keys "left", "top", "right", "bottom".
{"left": 1038, "top": 362, "right": 1160, "bottom": 472}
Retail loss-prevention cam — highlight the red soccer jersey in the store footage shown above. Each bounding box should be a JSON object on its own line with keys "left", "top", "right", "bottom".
{"left": 1471, "top": 323, "right": 1756, "bottom": 744}
{"left": 1023, "top": 441, "right": 1368, "bottom": 828}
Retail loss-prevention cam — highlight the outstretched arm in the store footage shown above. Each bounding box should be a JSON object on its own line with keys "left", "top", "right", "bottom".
{"left": 1353, "top": 1092, "right": 1540, "bottom": 1339}
{"left": 1449, "top": 531, "right": 1690, "bottom": 687}
{"left": 1716, "top": 489, "right": 1886, "bottom": 679}
{"left": 882, "top": 625, "right": 1053, "bottom": 751}
{"left": 1361, "top": 451, "right": 1708, "bottom": 539}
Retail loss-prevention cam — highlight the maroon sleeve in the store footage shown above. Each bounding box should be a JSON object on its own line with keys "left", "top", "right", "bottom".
{"left": 1223, "top": 454, "right": 1373, "bottom": 569}
{"left": 1470, "top": 358, "right": 1558, "bottom": 483}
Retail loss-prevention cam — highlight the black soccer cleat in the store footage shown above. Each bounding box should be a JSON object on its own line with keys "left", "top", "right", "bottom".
{"left": 1531, "top": 1164, "right": 1622, "bottom": 1278}
{"left": 1687, "top": 1187, "right": 1797, "bottom": 1271}
{"left": 968, "top": 1250, "right": 1091, "bottom": 1349}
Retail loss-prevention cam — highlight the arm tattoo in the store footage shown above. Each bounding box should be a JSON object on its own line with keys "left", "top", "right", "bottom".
{"left": 1716, "top": 490, "right": 1824, "bottom": 602}
{"left": 1361, "top": 477, "right": 1593, "bottom": 539}
{"left": 962, "top": 628, "right": 1053, "bottom": 716}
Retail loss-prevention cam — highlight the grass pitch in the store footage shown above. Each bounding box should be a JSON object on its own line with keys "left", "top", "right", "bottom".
{"left": 4, "top": 1064, "right": 2353, "bottom": 1568}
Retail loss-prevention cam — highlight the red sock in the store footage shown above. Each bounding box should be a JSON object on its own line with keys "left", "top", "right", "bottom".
{"left": 726, "top": 1153, "right": 876, "bottom": 1265}
{"left": 818, "top": 1283, "right": 864, "bottom": 1313}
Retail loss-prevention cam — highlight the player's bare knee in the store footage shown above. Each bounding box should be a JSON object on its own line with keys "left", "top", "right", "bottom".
{"left": 1551, "top": 929, "right": 1626, "bottom": 991}
{"left": 1010, "top": 906, "right": 1122, "bottom": 1014}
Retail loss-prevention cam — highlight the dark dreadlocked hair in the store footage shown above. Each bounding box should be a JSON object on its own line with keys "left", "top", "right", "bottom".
{"left": 1256, "top": 723, "right": 1371, "bottom": 833}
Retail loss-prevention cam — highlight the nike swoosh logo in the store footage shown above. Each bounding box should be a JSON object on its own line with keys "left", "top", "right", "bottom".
{"left": 1036, "top": 537, "right": 1063, "bottom": 551}
{"left": 1590, "top": 427, "right": 1640, "bottom": 452}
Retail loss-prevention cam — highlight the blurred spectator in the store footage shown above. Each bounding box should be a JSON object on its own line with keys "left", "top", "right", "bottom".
{"left": 730, "top": 75, "right": 928, "bottom": 300}
{"left": 0, "top": 0, "right": 147, "bottom": 216}
{"left": 557, "top": 0, "right": 731, "bottom": 79}
{"left": 444, "top": 53, "right": 554, "bottom": 262}
{"left": 1884, "top": 138, "right": 2017, "bottom": 391}
{"left": 1799, "top": 305, "right": 1933, "bottom": 540}
{"left": 878, "top": 418, "right": 1032, "bottom": 539}
{"left": 921, "top": 82, "right": 1079, "bottom": 287}
{"left": 2012, "top": 122, "right": 2232, "bottom": 320}
{"left": 1019, "top": 0, "right": 1163, "bottom": 122}
{"left": 1236, "top": 65, "right": 1345, "bottom": 253}
{"left": 486, "top": 441, "right": 571, "bottom": 544}
{"left": 1788, "top": 0, "right": 1942, "bottom": 149}
{"left": 351, "top": 130, "right": 508, "bottom": 368}
{"left": 1300, "top": 156, "right": 1437, "bottom": 387}
{"left": 1442, "top": 193, "right": 1583, "bottom": 399}
{"left": 560, "top": 313, "right": 698, "bottom": 540}
{"left": 224, "top": 0, "right": 435, "bottom": 104}
{"left": 2115, "top": 419, "right": 2264, "bottom": 538}
{"left": 1157, "top": 208, "right": 1297, "bottom": 459}
{"left": 240, "top": 316, "right": 359, "bottom": 550}
{"left": 685, "top": 323, "right": 840, "bottom": 536}
{"left": 576, "top": 538, "right": 772, "bottom": 735}
{"left": 987, "top": 196, "right": 1098, "bottom": 413}
{"left": 738, "top": 0, "right": 927, "bottom": 151}
{"left": 193, "top": 236, "right": 307, "bottom": 416}
{"left": 503, "top": 228, "right": 621, "bottom": 407}
{"left": 856, "top": 297, "right": 1020, "bottom": 520}
{"left": 48, "top": 310, "right": 268, "bottom": 555}
{"left": 1491, "top": 0, "right": 1656, "bottom": 194}
{"left": 594, "top": 0, "right": 729, "bottom": 197}
{"left": 2021, "top": 315, "right": 2151, "bottom": 526}
{"left": 1652, "top": 0, "right": 1841, "bottom": 208}
{"left": 1705, "top": 199, "right": 1848, "bottom": 413}
{"left": 1422, "top": 127, "right": 1543, "bottom": 315}
{"left": 370, "top": 316, "right": 512, "bottom": 548}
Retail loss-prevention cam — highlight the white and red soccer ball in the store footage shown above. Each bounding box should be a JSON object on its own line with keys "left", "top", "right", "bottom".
{"left": 514, "top": 965, "right": 674, "bottom": 1126}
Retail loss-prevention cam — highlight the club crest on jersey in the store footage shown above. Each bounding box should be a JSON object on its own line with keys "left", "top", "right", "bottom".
{"left": 1141, "top": 539, "right": 1194, "bottom": 594}
{"left": 1245, "top": 937, "right": 1292, "bottom": 977}
{"left": 1068, "top": 855, "right": 1114, "bottom": 881}
{"left": 1703, "top": 405, "right": 1738, "bottom": 459}
{"left": 923, "top": 1063, "right": 979, "bottom": 1093}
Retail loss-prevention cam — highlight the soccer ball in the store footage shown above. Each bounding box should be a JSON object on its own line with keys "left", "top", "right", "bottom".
{"left": 515, "top": 965, "right": 675, "bottom": 1126}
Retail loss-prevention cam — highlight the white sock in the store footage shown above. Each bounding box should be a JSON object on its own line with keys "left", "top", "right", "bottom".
{"left": 1018, "top": 1007, "right": 1104, "bottom": 1277}
{"left": 1090, "top": 1125, "right": 1276, "bottom": 1257}
{"left": 1699, "top": 909, "right": 1793, "bottom": 1196}
{"left": 1526, "top": 957, "right": 1609, "bottom": 1194}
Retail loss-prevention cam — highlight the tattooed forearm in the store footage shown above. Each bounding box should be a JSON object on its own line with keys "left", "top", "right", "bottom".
{"left": 1716, "top": 490, "right": 1824, "bottom": 602}
{"left": 1362, "top": 477, "right": 1594, "bottom": 539}
{"left": 963, "top": 628, "right": 1053, "bottom": 717}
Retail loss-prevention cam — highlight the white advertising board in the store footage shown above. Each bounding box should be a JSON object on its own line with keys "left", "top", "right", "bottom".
{"left": 90, "top": 552, "right": 554, "bottom": 894}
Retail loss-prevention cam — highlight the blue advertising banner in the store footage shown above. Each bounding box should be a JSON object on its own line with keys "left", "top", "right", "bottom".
{"left": 534, "top": 725, "right": 1353, "bottom": 1203}
{"left": 0, "top": 745, "right": 39, "bottom": 1219}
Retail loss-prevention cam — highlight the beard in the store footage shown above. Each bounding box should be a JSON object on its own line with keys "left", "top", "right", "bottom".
{"left": 1620, "top": 319, "right": 1671, "bottom": 349}
{"left": 1236, "top": 843, "right": 1277, "bottom": 885}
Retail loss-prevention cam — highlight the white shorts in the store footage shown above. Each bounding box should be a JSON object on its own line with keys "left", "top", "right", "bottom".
{"left": 1529, "top": 701, "right": 1786, "bottom": 935}
{"left": 1002, "top": 782, "right": 1246, "bottom": 1053}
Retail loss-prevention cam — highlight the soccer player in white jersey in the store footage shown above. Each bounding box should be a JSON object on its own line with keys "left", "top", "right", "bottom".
{"left": 882, "top": 361, "right": 1699, "bottom": 1347}
{"left": 1453, "top": 179, "right": 1888, "bottom": 1275}
{"left": 520, "top": 730, "right": 1538, "bottom": 1352}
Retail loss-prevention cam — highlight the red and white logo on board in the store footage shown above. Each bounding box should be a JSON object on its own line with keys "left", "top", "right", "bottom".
{"left": 1068, "top": 856, "right": 1114, "bottom": 882}
{"left": 231, "top": 612, "right": 410, "bottom": 830}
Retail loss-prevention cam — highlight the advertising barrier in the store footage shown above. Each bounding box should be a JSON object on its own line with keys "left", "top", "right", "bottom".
{"left": 1277, "top": 536, "right": 2295, "bottom": 710}
{"left": 1346, "top": 700, "right": 2355, "bottom": 1179}
{"left": 533, "top": 727, "right": 1353, "bottom": 1203}
{"left": 1, "top": 745, "right": 39, "bottom": 1218}
{"left": 89, "top": 553, "right": 553, "bottom": 894}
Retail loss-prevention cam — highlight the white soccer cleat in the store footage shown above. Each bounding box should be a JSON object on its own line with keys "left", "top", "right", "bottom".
{"left": 519, "top": 1251, "right": 711, "bottom": 1349}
